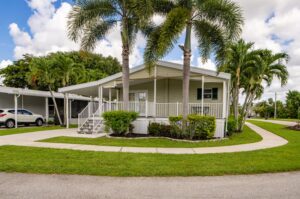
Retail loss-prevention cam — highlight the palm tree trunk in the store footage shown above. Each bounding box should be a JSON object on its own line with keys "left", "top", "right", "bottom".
{"left": 48, "top": 85, "right": 63, "bottom": 126}
{"left": 122, "top": 44, "right": 130, "bottom": 111}
{"left": 182, "top": 22, "right": 192, "bottom": 121}
{"left": 234, "top": 67, "right": 241, "bottom": 131}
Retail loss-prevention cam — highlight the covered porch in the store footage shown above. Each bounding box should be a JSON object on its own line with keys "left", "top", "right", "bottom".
{"left": 59, "top": 61, "right": 231, "bottom": 135}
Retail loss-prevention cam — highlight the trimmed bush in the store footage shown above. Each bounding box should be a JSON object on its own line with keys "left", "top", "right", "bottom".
{"left": 168, "top": 114, "right": 216, "bottom": 140}
{"left": 148, "top": 122, "right": 171, "bottom": 137}
{"left": 227, "top": 116, "right": 237, "bottom": 136}
{"left": 102, "top": 111, "right": 138, "bottom": 135}
{"left": 187, "top": 114, "right": 216, "bottom": 139}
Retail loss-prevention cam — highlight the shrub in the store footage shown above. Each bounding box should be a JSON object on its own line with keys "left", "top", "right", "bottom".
{"left": 148, "top": 122, "right": 161, "bottom": 136}
{"left": 187, "top": 114, "right": 216, "bottom": 139}
{"left": 227, "top": 116, "right": 237, "bottom": 136}
{"left": 148, "top": 122, "right": 171, "bottom": 137}
{"left": 169, "top": 116, "right": 183, "bottom": 138}
{"left": 102, "top": 111, "right": 138, "bottom": 135}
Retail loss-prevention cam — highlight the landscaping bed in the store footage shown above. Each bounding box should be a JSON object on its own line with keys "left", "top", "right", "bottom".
{"left": 39, "top": 125, "right": 261, "bottom": 148}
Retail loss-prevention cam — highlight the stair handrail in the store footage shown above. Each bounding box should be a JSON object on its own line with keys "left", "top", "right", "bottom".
{"left": 78, "top": 102, "right": 92, "bottom": 131}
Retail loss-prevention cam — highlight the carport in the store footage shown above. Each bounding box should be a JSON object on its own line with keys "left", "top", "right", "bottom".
{"left": 0, "top": 86, "right": 90, "bottom": 128}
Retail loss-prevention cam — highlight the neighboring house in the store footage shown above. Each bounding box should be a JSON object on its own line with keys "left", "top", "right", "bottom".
{"left": 0, "top": 86, "right": 90, "bottom": 125}
{"left": 59, "top": 61, "right": 231, "bottom": 138}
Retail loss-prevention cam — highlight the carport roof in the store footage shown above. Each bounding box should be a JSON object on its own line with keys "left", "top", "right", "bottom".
{"left": 58, "top": 60, "right": 231, "bottom": 95}
{"left": 0, "top": 86, "right": 90, "bottom": 101}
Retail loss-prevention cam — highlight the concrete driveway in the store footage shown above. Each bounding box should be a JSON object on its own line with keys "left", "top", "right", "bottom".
{"left": 0, "top": 172, "right": 300, "bottom": 199}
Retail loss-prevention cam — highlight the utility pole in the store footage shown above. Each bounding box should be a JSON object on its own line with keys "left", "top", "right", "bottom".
{"left": 274, "top": 92, "right": 277, "bottom": 119}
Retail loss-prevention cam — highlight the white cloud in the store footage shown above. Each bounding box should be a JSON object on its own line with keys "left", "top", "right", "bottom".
{"left": 0, "top": 60, "right": 12, "bottom": 69}
{"left": 9, "top": 0, "right": 144, "bottom": 67}
{"left": 0, "top": 60, "right": 13, "bottom": 85}
{"left": 197, "top": 57, "right": 216, "bottom": 71}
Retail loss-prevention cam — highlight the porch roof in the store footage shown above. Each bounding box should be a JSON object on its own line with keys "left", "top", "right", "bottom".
{"left": 58, "top": 60, "right": 230, "bottom": 97}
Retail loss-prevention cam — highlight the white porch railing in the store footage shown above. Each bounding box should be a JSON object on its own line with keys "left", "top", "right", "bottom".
{"left": 78, "top": 101, "right": 99, "bottom": 131}
{"left": 99, "top": 101, "right": 223, "bottom": 118}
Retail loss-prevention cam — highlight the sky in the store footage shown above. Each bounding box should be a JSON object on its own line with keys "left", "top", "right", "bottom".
{"left": 0, "top": 0, "right": 300, "bottom": 102}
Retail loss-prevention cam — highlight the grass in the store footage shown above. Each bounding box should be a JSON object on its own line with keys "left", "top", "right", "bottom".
{"left": 0, "top": 121, "right": 299, "bottom": 176}
{"left": 40, "top": 126, "right": 262, "bottom": 148}
{"left": 0, "top": 125, "right": 77, "bottom": 136}
{"left": 252, "top": 117, "right": 298, "bottom": 122}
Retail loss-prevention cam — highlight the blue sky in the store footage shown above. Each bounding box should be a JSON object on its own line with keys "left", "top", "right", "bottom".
{"left": 0, "top": 0, "right": 300, "bottom": 101}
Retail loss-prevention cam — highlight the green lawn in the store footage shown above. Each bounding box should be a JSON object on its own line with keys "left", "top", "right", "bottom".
{"left": 252, "top": 117, "right": 298, "bottom": 122}
{"left": 40, "top": 126, "right": 261, "bottom": 148}
{"left": 0, "top": 121, "right": 299, "bottom": 176}
{"left": 0, "top": 125, "right": 77, "bottom": 136}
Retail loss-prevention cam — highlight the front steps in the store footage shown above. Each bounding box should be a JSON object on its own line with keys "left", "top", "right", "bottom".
{"left": 78, "top": 118, "right": 103, "bottom": 134}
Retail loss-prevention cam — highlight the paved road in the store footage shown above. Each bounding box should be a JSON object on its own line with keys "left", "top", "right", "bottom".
{"left": 0, "top": 172, "right": 300, "bottom": 199}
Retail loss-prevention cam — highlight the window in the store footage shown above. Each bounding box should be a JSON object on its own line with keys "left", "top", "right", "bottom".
{"left": 197, "top": 88, "right": 218, "bottom": 100}
{"left": 21, "top": 110, "right": 33, "bottom": 115}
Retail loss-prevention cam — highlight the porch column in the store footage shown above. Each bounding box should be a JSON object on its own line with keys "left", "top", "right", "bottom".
{"left": 98, "top": 86, "right": 103, "bottom": 115}
{"left": 14, "top": 94, "right": 18, "bottom": 128}
{"left": 222, "top": 81, "right": 227, "bottom": 118}
{"left": 153, "top": 65, "right": 157, "bottom": 118}
{"left": 65, "top": 93, "right": 69, "bottom": 128}
{"left": 45, "top": 97, "right": 49, "bottom": 124}
{"left": 109, "top": 88, "right": 112, "bottom": 111}
{"left": 116, "top": 89, "right": 119, "bottom": 110}
{"left": 201, "top": 76, "right": 205, "bottom": 115}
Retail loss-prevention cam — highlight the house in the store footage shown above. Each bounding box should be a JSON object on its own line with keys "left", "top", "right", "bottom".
{"left": 0, "top": 86, "right": 90, "bottom": 126}
{"left": 59, "top": 61, "right": 231, "bottom": 138}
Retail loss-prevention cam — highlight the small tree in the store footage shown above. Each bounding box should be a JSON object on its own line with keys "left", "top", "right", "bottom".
{"left": 27, "top": 57, "right": 63, "bottom": 125}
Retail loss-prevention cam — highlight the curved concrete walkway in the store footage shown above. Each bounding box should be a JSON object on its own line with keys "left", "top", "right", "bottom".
{"left": 0, "top": 122, "right": 288, "bottom": 154}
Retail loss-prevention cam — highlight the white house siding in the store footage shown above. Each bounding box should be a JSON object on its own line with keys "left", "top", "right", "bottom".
{"left": 119, "top": 79, "right": 224, "bottom": 104}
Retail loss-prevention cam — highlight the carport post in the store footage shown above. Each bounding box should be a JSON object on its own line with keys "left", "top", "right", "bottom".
{"left": 98, "top": 86, "right": 103, "bottom": 115}
{"left": 201, "top": 76, "right": 205, "bottom": 115}
{"left": 45, "top": 97, "right": 49, "bottom": 124}
{"left": 153, "top": 65, "right": 157, "bottom": 118}
{"left": 66, "top": 93, "right": 69, "bottom": 129}
{"left": 14, "top": 94, "right": 18, "bottom": 128}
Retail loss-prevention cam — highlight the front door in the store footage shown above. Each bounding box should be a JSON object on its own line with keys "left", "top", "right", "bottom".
{"left": 129, "top": 91, "right": 147, "bottom": 116}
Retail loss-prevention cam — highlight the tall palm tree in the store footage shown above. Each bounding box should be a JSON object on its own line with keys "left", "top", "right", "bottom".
{"left": 238, "top": 50, "right": 289, "bottom": 131}
{"left": 144, "top": 0, "right": 243, "bottom": 121}
{"left": 67, "top": 0, "right": 154, "bottom": 110}
{"left": 219, "top": 39, "right": 260, "bottom": 130}
{"left": 27, "top": 58, "right": 63, "bottom": 125}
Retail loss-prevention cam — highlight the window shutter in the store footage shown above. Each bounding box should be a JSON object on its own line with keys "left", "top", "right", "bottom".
{"left": 212, "top": 88, "right": 218, "bottom": 100}
{"left": 197, "top": 88, "right": 202, "bottom": 100}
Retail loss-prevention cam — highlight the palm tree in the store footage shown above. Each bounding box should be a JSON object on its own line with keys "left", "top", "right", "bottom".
{"left": 219, "top": 39, "right": 260, "bottom": 130}
{"left": 27, "top": 57, "right": 63, "bottom": 125}
{"left": 67, "top": 0, "right": 154, "bottom": 110}
{"left": 51, "top": 52, "right": 86, "bottom": 87}
{"left": 238, "top": 50, "right": 289, "bottom": 131}
{"left": 144, "top": 0, "right": 243, "bottom": 121}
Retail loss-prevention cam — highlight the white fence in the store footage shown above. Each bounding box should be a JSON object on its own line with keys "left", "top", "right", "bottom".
{"left": 100, "top": 101, "right": 223, "bottom": 118}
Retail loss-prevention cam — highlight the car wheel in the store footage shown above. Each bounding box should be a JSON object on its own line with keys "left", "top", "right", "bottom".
{"left": 36, "top": 119, "right": 43, "bottom": 126}
{"left": 5, "top": 120, "right": 15, "bottom": 128}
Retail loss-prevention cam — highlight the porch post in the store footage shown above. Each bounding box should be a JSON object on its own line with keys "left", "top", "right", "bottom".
{"left": 201, "top": 76, "right": 205, "bottom": 115}
{"left": 14, "top": 94, "right": 18, "bottom": 128}
{"left": 116, "top": 89, "right": 119, "bottom": 110}
{"left": 145, "top": 99, "right": 148, "bottom": 117}
{"left": 222, "top": 80, "right": 227, "bottom": 118}
{"left": 66, "top": 93, "right": 69, "bottom": 129}
{"left": 45, "top": 97, "right": 49, "bottom": 124}
{"left": 153, "top": 65, "right": 157, "bottom": 118}
{"left": 109, "top": 88, "right": 112, "bottom": 111}
{"left": 98, "top": 86, "right": 103, "bottom": 115}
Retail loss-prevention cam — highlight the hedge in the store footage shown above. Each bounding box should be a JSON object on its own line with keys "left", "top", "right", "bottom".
{"left": 102, "top": 111, "right": 138, "bottom": 135}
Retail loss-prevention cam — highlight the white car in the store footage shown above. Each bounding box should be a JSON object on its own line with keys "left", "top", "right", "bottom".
{"left": 0, "top": 109, "right": 44, "bottom": 128}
